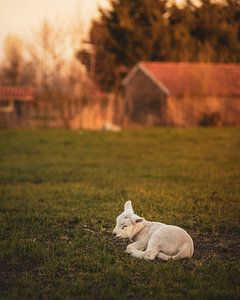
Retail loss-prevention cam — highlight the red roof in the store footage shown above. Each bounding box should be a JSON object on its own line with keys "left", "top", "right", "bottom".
{"left": 124, "top": 62, "right": 240, "bottom": 97}
{"left": 0, "top": 86, "right": 34, "bottom": 101}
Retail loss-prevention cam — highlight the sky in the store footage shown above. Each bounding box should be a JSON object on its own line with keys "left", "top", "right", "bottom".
{"left": 0, "top": 0, "right": 109, "bottom": 59}
{"left": 0, "top": 0, "right": 210, "bottom": 60}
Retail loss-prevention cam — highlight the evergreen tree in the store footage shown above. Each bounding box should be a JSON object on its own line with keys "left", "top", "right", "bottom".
{"left": 77, "top": 0, "right": 168, "bottom": 91}
{"left": 77, "top": 0, "right": 240, "bottom": 91}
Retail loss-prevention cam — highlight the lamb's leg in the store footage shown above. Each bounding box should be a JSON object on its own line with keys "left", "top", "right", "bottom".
{"left": 125, "top": 241, "right": 146, "bottom": 254}
{"left": 157, "top": 252, "right": 185, "bottom": 260}
{"left": 171, "top": 244, "right": 192, "bottom": 260}
{"left": 131, "top": 236, "right": 159, "bottom": 260}
{"left": 157, "top": 252, "right": 172, "bottom": 260}
{"left": 131, "top": 248, "right": 159, "bottom": 260}
{"left": 132, "top": 249, "right": 184, "bottom": 261}
{"left": 158, "top": 244, "right": 192, "bottom": 260}
{"left": 130, "top": 249, "right": 145, "bottom": 258}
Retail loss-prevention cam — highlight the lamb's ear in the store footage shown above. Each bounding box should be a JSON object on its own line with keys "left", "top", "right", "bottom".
{"left": 131, "top": 214, "right": 144, "bottom": 224}
{"left": 124, "top": 200, "right": 134, "bottom": 213}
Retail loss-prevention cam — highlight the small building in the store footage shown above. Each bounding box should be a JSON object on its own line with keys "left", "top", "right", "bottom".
{"left": 122, "top": 62, "right": 240, "bottom": 126}
{"left": 0, "top": 86, "right": 34, "bottom": 128}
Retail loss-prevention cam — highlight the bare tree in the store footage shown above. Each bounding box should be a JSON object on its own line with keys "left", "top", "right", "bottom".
{"left": 0, "top": 34, "right": 37, "bottom": 86}
{"left": 1, "top": 35, "right": 25, "bottom": 85}
{"left": 28, "top": 18, "right": 87, "bottom": 127}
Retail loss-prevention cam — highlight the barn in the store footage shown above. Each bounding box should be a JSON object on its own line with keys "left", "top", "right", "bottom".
{"left": 0, "top": 86, "right": 34, "bottom": 128}
{"left": 122, "top": 62, "right": 240, "bottom": 127}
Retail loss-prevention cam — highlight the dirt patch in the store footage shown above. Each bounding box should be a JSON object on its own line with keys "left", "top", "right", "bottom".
{"left": 0, "top": 261, "right": 39, "bottom": 296}
{"left": 191, "top": 231, "right": 240, "bottom": 261}
{"left": 0, "top": 262, "right": 25, "bottom": 294}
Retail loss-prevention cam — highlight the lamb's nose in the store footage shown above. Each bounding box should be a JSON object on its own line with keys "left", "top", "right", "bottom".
{"left": 113, "top": 230, "right": 117, "bottom": 236}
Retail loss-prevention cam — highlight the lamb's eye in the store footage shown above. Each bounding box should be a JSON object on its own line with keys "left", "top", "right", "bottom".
{"left": 121, "top": 225, "right": 127, "bottom": 229}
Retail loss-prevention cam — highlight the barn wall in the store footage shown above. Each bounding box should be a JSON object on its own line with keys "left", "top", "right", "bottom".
{"left": 123, "top": 69, "right": 167, "bottom": 126}
{"left": 0, "top": 102, "right": 34, "bottom": 128}
{"left": 0, "top": 112, "right": 15, "bottom": 128}
{"left": 167, "top": 96, "right": 240, "bottom": 126}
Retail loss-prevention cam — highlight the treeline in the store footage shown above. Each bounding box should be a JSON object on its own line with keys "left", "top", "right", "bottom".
{"left": 77, "top": 0, "right": 240, "bottom": 91}
{"left": 0, "top": 20, "right": 95, "bottom": 126}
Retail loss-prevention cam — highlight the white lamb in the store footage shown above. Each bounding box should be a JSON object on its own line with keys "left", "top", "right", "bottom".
{"left": 113, "top": 200, "right": 194, "bottom": 261}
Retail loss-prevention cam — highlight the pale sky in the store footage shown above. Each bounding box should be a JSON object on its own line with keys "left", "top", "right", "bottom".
{"left": 0, "top": 0, "right": 109, "bottom": 58}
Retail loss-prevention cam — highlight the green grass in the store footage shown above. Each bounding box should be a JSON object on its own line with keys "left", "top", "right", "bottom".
{"left": 0, "top": 128, "right": 239, "bottom": 299}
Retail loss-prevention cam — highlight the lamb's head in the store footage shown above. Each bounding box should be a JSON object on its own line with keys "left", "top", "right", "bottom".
{"left": 113, "top": 200, "right": 144, "bottom": 239}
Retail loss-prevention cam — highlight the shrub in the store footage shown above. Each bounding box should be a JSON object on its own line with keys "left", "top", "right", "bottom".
{"left": 199, "top": 112, "right": 221, "bottom": 127}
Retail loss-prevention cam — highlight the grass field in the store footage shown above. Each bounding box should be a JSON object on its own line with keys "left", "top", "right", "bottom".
{"left": 0, "top": 128, "right": 240, "bottom": 299}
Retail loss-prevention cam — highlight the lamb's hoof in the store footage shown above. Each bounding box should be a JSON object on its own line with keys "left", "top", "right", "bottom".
{"left": 131, "top": 253, "right": 143, "bottom": 259}
{"left": 125, "top": 245, "right": 133, "bottom": 254}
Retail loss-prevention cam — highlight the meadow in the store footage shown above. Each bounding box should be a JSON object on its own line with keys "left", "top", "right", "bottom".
{"left": 0, "top": 128, "right": 239, "bottom": 299}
